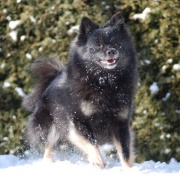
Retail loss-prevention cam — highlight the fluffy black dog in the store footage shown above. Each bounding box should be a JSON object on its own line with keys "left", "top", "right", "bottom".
{"left": 23, "top": 12, "right": 138, "bottom": 168}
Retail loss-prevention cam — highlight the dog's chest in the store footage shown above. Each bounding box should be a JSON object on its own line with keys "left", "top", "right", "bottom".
{"left": 79, "top": 100, "right": 101, "bottom": 117}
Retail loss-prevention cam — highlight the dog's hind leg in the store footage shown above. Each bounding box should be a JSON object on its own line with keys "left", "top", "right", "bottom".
{"left": 113, "top": 121, "right": 135, "bottom": 167}
{"left": 68, "top": 121, "right": 105, "bottom": 169}
{"left": 43, "top": 146, "right": 54, "bottom": 161}
{"left": 43, "top": 124, "right": 59, "bottom": 162}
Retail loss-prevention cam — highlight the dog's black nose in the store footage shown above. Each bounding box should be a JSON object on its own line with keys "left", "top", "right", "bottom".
{"left": 107, "top": 49, "right": 117, "bottom": 57}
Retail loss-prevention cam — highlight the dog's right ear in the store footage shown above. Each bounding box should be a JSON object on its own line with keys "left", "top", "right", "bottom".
{"left": 77, "top": 17, "right": 99, "bottom": 45}
{"left": 104, "top": 12, "right": 124, "bottom": 28}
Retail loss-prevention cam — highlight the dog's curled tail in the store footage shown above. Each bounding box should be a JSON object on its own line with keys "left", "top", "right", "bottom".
{"left": 23, "top": 57, "right": 64, "bottom": 111}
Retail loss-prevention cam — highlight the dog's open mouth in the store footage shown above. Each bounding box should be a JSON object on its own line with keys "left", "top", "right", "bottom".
{"left": 100, "top": 58, "right": 117, "bottom": 66}
{"left": 97, "top": 58, "right": 118, "bottom": 69}
{"left": 106, "top": 59, "right": 117, "bottom": 65}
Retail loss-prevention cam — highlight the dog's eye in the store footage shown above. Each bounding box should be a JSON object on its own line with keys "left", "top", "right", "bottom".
{"left": 94, "top": 42, "right": 103, "bottom": 49}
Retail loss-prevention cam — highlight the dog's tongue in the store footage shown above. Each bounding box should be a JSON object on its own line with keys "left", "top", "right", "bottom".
{"left": 107, "top": 59, "right": 116, "bottom": 64}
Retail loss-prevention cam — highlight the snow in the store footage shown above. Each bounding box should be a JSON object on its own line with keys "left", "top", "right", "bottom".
{"left": 67, "top": 25, "right": 79, "bottom": 35}
{"left": 173, "top": 64, "right": 180, "bottom": 71}
{"left": 162, "top": 92, "right": 171, "bottom": 101}
{"left": 26, "top": 53, "right": 32, "bottom": 60}
{"left": 20, "top": 35, "right": 26, "bottom": 41}
{"left": 0, "top": 154, "right": 179, "bottom": 179}
{"left": 162, "top": 65, "right": 167, "bottom": 72}
{"left": 51, "top": 6, "right": 55, "bottom": 10}
{"left": 38, "top": 46, "right": 43, "bottom": 52}
{"left": 15, "top": 87, "right": 26, "bottom": 97}
{"left": 140, "top": 59, "right": 151, "bottom": 65}
{"left": 6, "top": 16, "right": 12, "bottom": 21}
{"left": 105, "top": 5, "right": 111, "bottom": 10}
{"left": 3, "top": 81, "right": 11, "bottom": 88}
{"left": 149, "top": 82, "right": 159, "bottom": 95}
{"left": 167, "top": 58, "right": 173, "bottom": 64}
{"left": 9, "top": 20, "right": 22, "bottom": 30}
{"left": 3, "top": 9, "right": 7, "bottom": 14}
{"left": 144, "top": 59, "right": 151, "bottom": 64}
{"left": 1, "top": 63, "right": 5, "bottom": 69}
{"left": 29, "top": 16, "right": 36, "bottom": 23}
{"left": 175, "top": 110, "right": 180, "bottom": 114}
{"left": 133, "top": 7, "right": 151, "bottom": 20}
{"left": 9, "top": 30, "right": 18, "bottom": 41}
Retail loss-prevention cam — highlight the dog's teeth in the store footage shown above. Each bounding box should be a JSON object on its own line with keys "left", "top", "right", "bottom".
{"left": 101, "top": 59, "right": 116, "bottom": 65}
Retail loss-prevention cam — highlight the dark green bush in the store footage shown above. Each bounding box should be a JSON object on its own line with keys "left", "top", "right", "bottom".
{"left": 119, "top": 0, "right": 180, "bottom": 162}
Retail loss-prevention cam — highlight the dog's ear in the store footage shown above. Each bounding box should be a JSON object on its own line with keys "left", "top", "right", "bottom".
{"left": 77, "top": 17, "right": 99, "bottom": 45}
{"left": 105, "top": 12, "right": 124, "bottom": 27}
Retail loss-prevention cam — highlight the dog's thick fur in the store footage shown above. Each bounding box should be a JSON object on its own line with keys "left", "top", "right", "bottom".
{"left": 23, "top": 12, "right": 138, "bottom": 168}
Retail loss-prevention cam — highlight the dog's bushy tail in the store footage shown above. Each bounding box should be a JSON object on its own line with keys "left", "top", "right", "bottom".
{"left": 23, "top": 57, "right": 64, "bottom": 111}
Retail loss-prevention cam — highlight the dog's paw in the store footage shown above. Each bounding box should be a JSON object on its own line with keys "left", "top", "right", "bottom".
{"left": 91, "top": 160, "right": 106, "bottom": 169}
{"left": 88, "top": 153, "right": 105, "bottom": 169}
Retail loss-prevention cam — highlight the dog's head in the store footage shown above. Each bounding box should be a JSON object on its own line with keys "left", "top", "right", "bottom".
{"left": 72, "top": 12, "right": 136, "bottom": 71}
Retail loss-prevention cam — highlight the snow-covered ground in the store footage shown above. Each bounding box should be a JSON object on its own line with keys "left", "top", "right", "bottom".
{"left": 0, "top": 150, "right": 179, "bottom": 180}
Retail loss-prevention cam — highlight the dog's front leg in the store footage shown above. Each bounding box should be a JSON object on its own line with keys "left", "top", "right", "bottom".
{"left": 113, "top": 120, "right": 135, "bottom": 167}
{"left": 68, "top": 121, "right": 105, "bottom": 168}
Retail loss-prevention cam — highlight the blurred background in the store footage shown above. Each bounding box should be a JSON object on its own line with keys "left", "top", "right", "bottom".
{"left": 0, "top": 0, "right": 179, "bottom": 163}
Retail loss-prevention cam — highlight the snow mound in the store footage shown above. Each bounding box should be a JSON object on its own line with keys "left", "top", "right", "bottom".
{"left": 0, "top": 155, "right": 179, "bottom": 179}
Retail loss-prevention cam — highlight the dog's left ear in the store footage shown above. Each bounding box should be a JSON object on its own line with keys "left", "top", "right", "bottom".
{"left": 77, "top": 17, "right": 99, "bottom": 45}
{"left": 105, "top": 12, "right": 124, "bottom": 27}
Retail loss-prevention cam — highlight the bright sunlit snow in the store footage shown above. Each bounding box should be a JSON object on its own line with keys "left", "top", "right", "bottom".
{"left": 9, "top": 30, "right": 18, "bottom": 41}
{"left": 15, "top": 87, "right": 26, "bottom": 97}
{"left": 9, "top": 20, "right": 22, "bottom": 30}
{"left": 173, "top": 64, "right": 180, "bottom": 71}
{"left": 0, "top": 153, "right": 179, "bottom": 180}
{"left": 25, "top": 53, "right": 32, "bottom": 60}
{"left": 67, "top": 25, "right": 80, "bottom": 35}
{"left": 133, "top": 7, "right": 151, "bottom": 20}
{"left": 149, "top": 82, "right": 159, "bottom": 95}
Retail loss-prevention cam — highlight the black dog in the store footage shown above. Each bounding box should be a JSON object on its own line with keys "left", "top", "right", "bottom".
{"left": 23, "top": 12, "right": 138, "bottom": 168}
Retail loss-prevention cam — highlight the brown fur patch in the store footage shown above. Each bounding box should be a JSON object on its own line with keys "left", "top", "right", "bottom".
{"left": 43, "top": 146, "right": 54, "bottom": 161}
{"left": 68, "top": 122, "right": 105, "bottom": 168}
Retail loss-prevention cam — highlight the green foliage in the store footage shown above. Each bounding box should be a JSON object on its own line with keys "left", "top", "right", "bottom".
{"left": 0, "top": 0, "right": 179, "bottom": 162}
{"left": 118, "top": 0, "right": 180, "bottom": 162}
